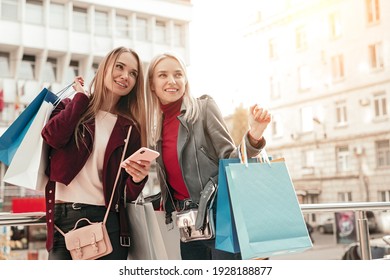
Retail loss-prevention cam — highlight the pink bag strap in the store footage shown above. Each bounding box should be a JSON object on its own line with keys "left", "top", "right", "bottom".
{"left": 103, "top": 126, "right": 132, "bottom": 225}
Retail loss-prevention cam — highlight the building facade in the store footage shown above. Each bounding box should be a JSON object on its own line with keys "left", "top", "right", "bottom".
{"left": 244, "top": 0, "right": 390, "bottom": 227}
{"left": 0, "top": 0, "right": 192, "bottom": 210}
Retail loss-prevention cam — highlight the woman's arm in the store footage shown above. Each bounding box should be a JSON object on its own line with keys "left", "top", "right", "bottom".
{"left": 41, "top": 92, "right": 89, "bottom": 149}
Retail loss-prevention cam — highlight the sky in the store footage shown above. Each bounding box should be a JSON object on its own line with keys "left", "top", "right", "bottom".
{"left": 187, "top": 0, "right": 258, "bottom": 116}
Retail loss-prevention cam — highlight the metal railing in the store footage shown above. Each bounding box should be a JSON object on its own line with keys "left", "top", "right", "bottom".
{"left": 1, "top": 201, "right": 390, "bottom": 260}
{"left": 301, "top": 201, "right": 390, "bottom": 260}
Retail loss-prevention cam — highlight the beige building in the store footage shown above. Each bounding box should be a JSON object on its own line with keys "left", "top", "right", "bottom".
{"left": 0, "top": 0, "right": 192, "bottom": 210}
{"left": 243, "top": 0, "right": 390, "bottom": 227}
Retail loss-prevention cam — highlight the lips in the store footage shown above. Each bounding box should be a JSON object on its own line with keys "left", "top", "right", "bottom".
{"left": 115, "top": 81, "right": 128, "bottom": 88}
{"left": 164, "top": 88, "right": 178, "bottom": 92}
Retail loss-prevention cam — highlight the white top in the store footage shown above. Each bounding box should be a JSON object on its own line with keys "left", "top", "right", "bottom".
{"left": 56, "top": 111, "right": 117, "bottom": 205}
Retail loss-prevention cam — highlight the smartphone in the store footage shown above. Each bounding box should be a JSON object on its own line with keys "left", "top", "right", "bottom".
{"left": 126, "top": 147, "right": 160, "bottom": 162}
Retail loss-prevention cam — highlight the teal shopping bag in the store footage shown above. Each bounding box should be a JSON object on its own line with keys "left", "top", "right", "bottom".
{"left": 225, "top": 160, "right": 313, "bottom": 259}
{"left": 215, "top": 158, "right": 240, "bottom": 253}
{"left": 0, "top": 88, "right": 49, "bottom": 166}
{"left": 215, "top": 158, "right": 258, "bottom": 253}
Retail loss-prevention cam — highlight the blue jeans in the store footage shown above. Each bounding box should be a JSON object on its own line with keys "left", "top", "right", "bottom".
{"left": 180, "top": 239, "right": 242, "bottom": 260}
{"left": 48, "top": 203, "right": 128, "bottom": 260}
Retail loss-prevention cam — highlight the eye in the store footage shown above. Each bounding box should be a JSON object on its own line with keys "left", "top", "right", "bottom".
{"left": 175, "top": 73, "right": 183, "bottom": 78}
{"left": 158, "top": 73, "right": 167, "bottom": 78}
{"left": 115, "top": 64, "right": 124, "bottom": 70}
{"left": 129, "top": 71, "right": 138, "bottom": 78}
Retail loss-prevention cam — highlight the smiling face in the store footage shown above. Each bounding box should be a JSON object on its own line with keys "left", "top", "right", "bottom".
{"left": 151, "top": 57, "right": 186, "bottom": 105}
{"left": 104, "top": 52, "right": 139, "bottom": 105}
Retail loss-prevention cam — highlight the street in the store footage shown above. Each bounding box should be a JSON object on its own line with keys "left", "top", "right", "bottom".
{"left": 269, "top": 231, "right": 385, "bottom": 260}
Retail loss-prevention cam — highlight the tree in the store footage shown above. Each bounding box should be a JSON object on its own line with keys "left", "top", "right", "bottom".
{"left": 230, "top": 103, "right": 248, "bottom": 145}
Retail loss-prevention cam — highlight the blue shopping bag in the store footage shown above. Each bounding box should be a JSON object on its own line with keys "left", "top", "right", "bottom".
{"left": 0, "top": 88, "right": 49, "bottom": 166}
{"left": 225, "top": 159, "right": 313, "bottom": 260}
{"left": 215, "top": 158, "right": 240, "bottom": 253}
{"left": 3, "top": 90, "right": 62, "bottom": 190}
{"left": 215, "top": 158, "right": 258, "bottom": 253}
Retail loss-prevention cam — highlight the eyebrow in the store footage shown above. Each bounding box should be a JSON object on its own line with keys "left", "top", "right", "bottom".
{"left": 117, "top": 61, "right": 138, "bottom": 72}
{"left": 156, "top": 69, "right": 183, "bottom": 73}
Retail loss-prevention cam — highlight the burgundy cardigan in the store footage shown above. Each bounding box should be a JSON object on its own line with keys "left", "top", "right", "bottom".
{"left": 41, "top": 92, "right": 146, "bottom": 251}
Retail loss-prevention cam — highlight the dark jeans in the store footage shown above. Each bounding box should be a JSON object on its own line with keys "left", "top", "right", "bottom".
{"left": 48, "top": 203, "right": 128, "bottom": 260}
{"left": 180, "top": 239, "right": 242, "bottom": 260}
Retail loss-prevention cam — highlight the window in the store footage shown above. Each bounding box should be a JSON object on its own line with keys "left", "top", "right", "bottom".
{"left": 116, "top": 14, "right": 129, "bottom": 37}
{"left": 301, "top": 106, "right": 313, "bottom": 132}
{"left": 366, "top": 0, "right": 380, "bottom": 24}
{"left": 373, "top": 92, "right": 387, "bottom": 118}
{"left": 335, "top": 101, "right": 348, "bottom": 125}
{"left": 376, "top": 140, "right": 390, "bottom": 167}
{"left": 302, "top": 150, "right": 315, "bottom": 168}
{"left": 50, "top": 2, "right": 66, "bottom": 29}
{"left": 155, "top": 20, "right": 166, "bottom": 44}
{"left": 269, "top": 38, "right": 278, "bottom": 59}
{"left": 368, "top": 42, "right": 384, "bottom": 70}
{"left": 269, "top": 76, "right": 281, "bottom": 99}
{"left": 295, "top": 26, "right": 307, "bottom": 50}
{"left": 331, "top": 54, "right": 344, "bottom": 81}
{"left": 17, "top": 55, "right": 35, "bottom": 80}
{"left": 65, "top": 60, "right": 79, "bottom": 82}
{"left": 271, "top": 114, "right": 283, "bottom": 137}
{"left": 338, "top": 192, "right": 352, "bottom": 202}
{"left": 336, "top": 145, "right": 350, "bottom": 172}
{"left": 95, "top": 10, "right": 109, "bottom": 36}
{"left": 26, "top": 0, "right": 43, "bottom": 25}
{"left": 1, "top": 0, "right": 18, "bottom": 21}
{"left": 136, "top": 17, "right": 148, "bottom": 41}
{"left": 298, "top": 65, "right": 311, "bottom": 90}
{"left": 379, "top": 190, "right": 390, "bottom": 202}
{"left": 73, "top": 7, "right": 88, "bottom": 32}
{"left": 329, "top": 12, "right": 342, "bottom": 39}
{"left": 86, "top": 62, "right": 99, "bottom": 87}
{"left": 43, "top": 58, "right": 57, "bottom": 83}
{"left": 0, "top": 52, "right": 11, "bottom": 78}
{"left": 173, "top": 24, "right": 185, "bottom": 47}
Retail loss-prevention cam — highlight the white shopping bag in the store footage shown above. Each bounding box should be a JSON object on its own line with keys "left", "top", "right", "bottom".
{"left": 127, "top": 202, "right": 181, "bottom": 260}
{"left": 4, "top": 91, "right": 57, "bottom": 191}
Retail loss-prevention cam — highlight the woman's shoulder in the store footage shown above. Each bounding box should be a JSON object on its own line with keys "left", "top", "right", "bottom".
{"left": 196, "top": 94, "right": 217, "bottom": 108}
{"left": 196, "top": 94, "right": 221, "bottom": 113}
{"left": 197, "top": 94, "right": 214, "bottom": 102}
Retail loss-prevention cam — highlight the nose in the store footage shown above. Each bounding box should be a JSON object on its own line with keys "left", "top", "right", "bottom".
{"left": 167, "top": 75, "right": 176, "bottom": 84}
{"left": 119, "top": 71, "right": 129, "bottom": 81}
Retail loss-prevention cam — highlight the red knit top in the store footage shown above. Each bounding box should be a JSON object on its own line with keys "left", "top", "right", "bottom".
{"left": 160, "top": 98, "right": 190, "bottom": 200}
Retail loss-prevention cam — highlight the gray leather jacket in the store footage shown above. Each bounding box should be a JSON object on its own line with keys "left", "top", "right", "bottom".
{"left": 155, "top": 95, "right": 266, "bottom": 214}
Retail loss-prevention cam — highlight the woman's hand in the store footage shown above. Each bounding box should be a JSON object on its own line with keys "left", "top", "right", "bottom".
{"left": 248, "top": 104, "right": 271, "bottom": 141}
{"left": 121, "top": 159, "right": 151, "bottom": 183}
{"left": 72, "top": 76, "right": 87, "bottom": 95}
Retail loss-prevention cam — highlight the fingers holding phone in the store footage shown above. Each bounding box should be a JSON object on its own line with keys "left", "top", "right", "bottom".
{"left": 121, "top": 147, "right": 160, "bottom": 183}
{"left": 121, "top": 159, "right": 151, "bottom": 183}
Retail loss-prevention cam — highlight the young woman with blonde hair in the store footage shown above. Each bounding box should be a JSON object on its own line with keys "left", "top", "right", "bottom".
{"left": 145, "top": 52, "right": 271, "bottom": 260}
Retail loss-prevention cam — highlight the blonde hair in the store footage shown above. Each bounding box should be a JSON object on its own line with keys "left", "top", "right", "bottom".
{"left": 145, "top": 52, "right": 200, "bottom": 147}
{"left": 75, "top": 46, "right": 146, "bottom": 147}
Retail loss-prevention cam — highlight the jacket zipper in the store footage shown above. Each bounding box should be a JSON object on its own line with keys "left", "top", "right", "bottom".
{"left": 81, "top": 124, "right": 93, "bottom": 154}
{"left": 199, "top": 146, "right": 218, "bottom": 166}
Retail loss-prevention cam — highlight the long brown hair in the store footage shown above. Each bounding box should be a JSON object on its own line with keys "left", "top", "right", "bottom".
{"left": 75, "top": 47, "right": 146, "bottom": 147}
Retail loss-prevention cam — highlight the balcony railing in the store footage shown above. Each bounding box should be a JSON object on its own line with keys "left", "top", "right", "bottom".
{"left": 1, "top": 201, "right": 390, "bottom": 260}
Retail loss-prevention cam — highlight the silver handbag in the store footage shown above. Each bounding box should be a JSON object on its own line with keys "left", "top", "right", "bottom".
{"left": 176, "top": 208, "right": 215, "bottom": 242}
{"left": 175, "top": 179, "right": 217, "bottom": 242}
